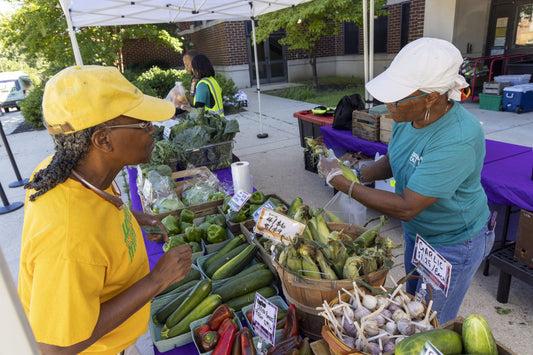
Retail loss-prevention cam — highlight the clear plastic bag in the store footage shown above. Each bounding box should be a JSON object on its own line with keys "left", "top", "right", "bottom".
{"left": 165, "top": 81, "right": 187, "bottom": 107}
{"left": 324, "top": 191, "right": 367, "bottom": 226}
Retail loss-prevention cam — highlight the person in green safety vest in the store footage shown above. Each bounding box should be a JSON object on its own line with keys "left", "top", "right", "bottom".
{"left": 178, "top": 54, "right": 225, "bottom": 117}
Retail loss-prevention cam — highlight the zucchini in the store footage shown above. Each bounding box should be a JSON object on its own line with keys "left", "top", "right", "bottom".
{"left": 225, "top": 286, "right": 276, "bottom": 311}
{"left": 157, "top": 269, "right": 201, "bottom": 296}
{"left": 463, "top": 314, "right": 498, "bottom": 355}
{"left": 161, "top": 294, "right": 222, "bottom": 339}
{"left": 203, "top": 234, "right": 246, "bottom": 271}
{"left": 211, "top": 244, "right": 258, "bottom": 280}
{"left": 215, "top": 268, "right": 274, "bottom": 302}
{"left": 152, "top": 291, "right": 189, "bottom": 325}
{"left": 395, "top": 328, "right": 463, "bottom": 355}
{"left": 164, "top": 279, "right": 212, "bottom": 329}
{"left": 204, "top": 243, "right": 248, "bottom": 277}
{"left": 233, "top": 262, "right": 267, "bottom": 278}
{"left": 154, "top": 279, "right": 199, "bottom": 300}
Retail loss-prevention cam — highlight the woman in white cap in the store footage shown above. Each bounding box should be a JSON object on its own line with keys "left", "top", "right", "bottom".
{"left": 19, "top": 66, "right": 192, "bottom": 354}
{"left": 318, "top": 38, "right": 494, "bottom": 324}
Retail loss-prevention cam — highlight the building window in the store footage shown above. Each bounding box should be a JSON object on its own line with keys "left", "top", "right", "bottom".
{"left": 515, "top": 3, "right": 533, "bottom": 47}
{"left": 344, "top": 22, "right": 359, "bottom": 54}
{"left": 400, "top": 2, "right": 410, "bottom": 48}
{"left": 374, "top": 13, "right": 388, "bottom": 53}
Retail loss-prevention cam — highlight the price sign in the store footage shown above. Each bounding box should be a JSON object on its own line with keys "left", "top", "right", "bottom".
{"left": 251, "top": 199, "right": 276, "bottom": 222}
{"left": 252, "top": 292, "right": 278, "bottom": 345}
{"left": 420, "top": 341, "right": 444, "bottom": 355}
{"left": 163, "top": 126, "right": 171, "bottom": 140}
{"left": 254, "top": 209, "right": 306, "bottom": 245}
{"left": 228, "top": 190, "right": 250, "bottom": 211}
{"left": 412, "top": 234, "right": 452, "bottom": 296}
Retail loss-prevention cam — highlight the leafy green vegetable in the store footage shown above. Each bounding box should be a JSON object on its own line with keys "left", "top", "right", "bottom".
{"left": 153, "top": 196, "right": 185, "bottom": 213}
{"left": 181, "top": 183, "right": 219, "bottom": 206}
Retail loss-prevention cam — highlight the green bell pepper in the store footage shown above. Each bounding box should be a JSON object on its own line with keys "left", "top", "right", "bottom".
{"left": 188, "top": 241, "right": 202, "bottom": 253}
{"left": 179, "top": 221, "right": 193, "bottom": 233}
{"left": 249, "top": 204, "right": 261, "bottom": 215}
{"left": 207, "top": 192, "right": 225, "bottom": 201}
{"left": 161, "top": 215, "right": 180, "bottom": 235}
{"left": 185, "top": 225, "right": 203, "bottom": 243}
{"left": 198, "top": 221, "right": 212, "bottom": 240}
{"left": 222, "top": 196, "right": 232, "bottom": 214}
{"left": 249, "top": 191, "right": 266, "bottom": 205}
{"left": 163, "top": 234, "right": 187, "bottom": 252}
{"left": 205, "top": 214, "right": 226, "bottom": 227}
{"left": 228, "top": 209, "right": 248, "bottom": 223}
{"left": 206, "top": 224, "right": 227, "bottom": 244}
{"left": 180, "top": 209, "right": 195, "bottom": 224}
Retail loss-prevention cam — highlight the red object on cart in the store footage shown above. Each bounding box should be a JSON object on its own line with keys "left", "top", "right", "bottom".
{"left": 293, "top": 110, "right": 334, "bottom": 148}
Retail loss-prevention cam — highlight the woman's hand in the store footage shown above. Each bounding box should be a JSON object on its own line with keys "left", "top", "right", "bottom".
{"left": 131, "top": 210, "right": 168, "bottom": 243}
{"left": 317, "top": 155, "right": 343, "bottom": 187}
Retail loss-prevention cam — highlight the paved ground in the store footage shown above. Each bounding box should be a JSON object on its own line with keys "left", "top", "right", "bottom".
{"left": 1, "top": 87, "right": 532, "bottom": 354}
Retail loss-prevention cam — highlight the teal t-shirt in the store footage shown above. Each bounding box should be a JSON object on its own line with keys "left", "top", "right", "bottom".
{"left": 388, "top": 102, "right": 489, "bottom": 246}
{"left": 194, "top": 81, "right": 214, "bottom": 108}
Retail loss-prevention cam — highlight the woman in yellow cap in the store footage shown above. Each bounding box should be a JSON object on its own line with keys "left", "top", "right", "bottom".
{"left": 19, "top": 65, "right": 192, "bottom": 355}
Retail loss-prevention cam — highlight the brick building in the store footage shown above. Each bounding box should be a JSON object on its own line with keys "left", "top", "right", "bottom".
{"left": 122, "top": 0, "right": 533, "bottom": 88}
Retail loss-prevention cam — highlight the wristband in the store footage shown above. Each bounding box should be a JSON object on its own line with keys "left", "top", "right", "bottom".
{"left": 326, "top": 169, "right": 343, "bottom": 188}
{"left": 348, "top": 180, "right": 357, "bottom": 199}
{"left": 354, "top": 168, "right": 363, "bottom": 183}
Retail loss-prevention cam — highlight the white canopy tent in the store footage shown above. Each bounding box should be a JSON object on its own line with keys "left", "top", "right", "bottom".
{"left": 59, "top": 0, "right": 314, "bottom": 138}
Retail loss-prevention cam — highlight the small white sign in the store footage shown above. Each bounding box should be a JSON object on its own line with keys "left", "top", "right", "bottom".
{"left": 252, "top": 293, "right": 278, "bottom": 345}
{"left": 142, "top": 179, "right": 152, "bottom": 201}
{"left": 252, "top": 199, "right": 276, "bottom": 222}
{"left": 420, "top": 340, "right": 444, "bottom": 355}
{"left": 412, "top": 234, "right": 452, "bottom": 297}
{"left": 254, "top": 209, "right": 306, "bottom": 245}
{"left": 163, "top": 126, "right": 171, "bottom": 140}
{"left": 228, "top": 190, "right": 250, "bottom": 211}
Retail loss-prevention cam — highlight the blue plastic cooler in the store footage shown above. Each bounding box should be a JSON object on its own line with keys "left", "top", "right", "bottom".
{"left": 502, "top": 84, "right": 533, "bottom": 113}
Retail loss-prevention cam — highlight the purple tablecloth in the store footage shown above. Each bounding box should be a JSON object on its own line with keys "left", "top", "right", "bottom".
{"left": 485, "top": 139, "right": 532, "bottom": 164}
{"left": 320, "top": 125, "right": 388, "bottom": 157}
{"left": 481, "top": 151, "right": 533, "bottom": 211}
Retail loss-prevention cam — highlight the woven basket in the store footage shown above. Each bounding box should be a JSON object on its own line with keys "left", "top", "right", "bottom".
{"left": 321, "top": 281, "right": 438, "bottom": 355}
{"left": 274, "top": 222, "right": 390, "bottom": 308}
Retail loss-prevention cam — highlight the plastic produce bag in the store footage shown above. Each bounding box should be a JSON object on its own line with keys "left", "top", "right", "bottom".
{"left": 324, "top": 191, "right": 367, "bottom": 226}
{"left": 165, "top": 81, "right": 187, "bottom": 107}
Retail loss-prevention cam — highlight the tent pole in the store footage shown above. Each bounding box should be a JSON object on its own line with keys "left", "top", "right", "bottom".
{"left": 369, "top": 0, "right": 374, "bottom": 107}
{"left": 362, "top": 0, "right": 369, "bottom": 109}
{"left": 250, "top": 3, "right": 268, "bottom": 139}
{"left": 59, "top": 0, "right": 84, "bottom": 66}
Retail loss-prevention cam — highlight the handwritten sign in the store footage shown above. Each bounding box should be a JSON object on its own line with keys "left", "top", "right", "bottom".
{"left": 412, "top": 234, "right": 452, "bottom": 296}
{"left": 228, "top": 190, "right": 250, "bottom": 211}
{"left": 254, "top": 209, "right": 306, "bottom": 245}
{"left": 163, "top": 126, "right": 171, "bottom": 140}
{"left": 252, "top": 293, "right": 278, "bottom": 345}
{"left": 420, "top": 341, "right": 444, "bottom": 355}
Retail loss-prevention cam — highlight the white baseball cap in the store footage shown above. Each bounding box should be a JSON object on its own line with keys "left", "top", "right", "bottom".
{"left": 366, "top": 37, "right": 468, "bottom": 103}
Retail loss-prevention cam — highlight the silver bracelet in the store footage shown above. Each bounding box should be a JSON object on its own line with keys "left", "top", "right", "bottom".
{"left": 348, "top": 180, "right": 357, "bottom": 199}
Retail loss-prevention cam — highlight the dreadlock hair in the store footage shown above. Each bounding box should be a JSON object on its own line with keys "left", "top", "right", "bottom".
{"left": 25, "top": 126, "right": 98, "bottom": 201}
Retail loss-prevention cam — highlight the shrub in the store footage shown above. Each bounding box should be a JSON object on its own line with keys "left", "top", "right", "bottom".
{"left": 215, "top": 73, "right": 238, "bottom": 105}
{"left": 19, "top": 82, "right": 45, "bottom": 128}
{"left": 132, "top": 66, "right": 188, "bottom": 98}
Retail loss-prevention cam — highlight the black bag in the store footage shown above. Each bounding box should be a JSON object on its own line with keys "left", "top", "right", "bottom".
{"left": 332, "top": 94, "right": 365, "bottom": 130}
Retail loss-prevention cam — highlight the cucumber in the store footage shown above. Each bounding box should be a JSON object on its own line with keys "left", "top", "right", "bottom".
{"left": 233, "top": 262, "right": 267, "bottom": 278}
{"left": 161, "top": 294, "right": 222, "bottom": 339}
{"left": 395, "top": 328, "right": 463, "bottom": 355}
{"left": 463, "top": 314, "right": 498, "bottom": 355}
{"left": 215, "top": 268, "right": 274, "bottom": 302}
{"left": 164, "top": 279, "right": 212, "bottom": 329}
{"left": 225, "top": 286, "right": 276, "bottom": 311}
{"left": 157, "top": 269, "right": 201, "bottom": 296}
{"left": 203, "top": 234, "right": 246, "bottom": 271}
{"left": 204, "top": 243, "right": 248, "bottom": 277}
{"left": 152, "top": 291, "right": 189, "bottom": 325}
{"left": 154, "top": 279, "right": 199, "bottom": 300}
{"left": 211, "top": 244, "right": 258, "bottom": 280}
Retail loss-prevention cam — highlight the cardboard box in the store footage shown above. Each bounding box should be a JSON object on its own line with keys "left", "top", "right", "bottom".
{"left": 514, "top": 209, "right": 533, "bottom": 267}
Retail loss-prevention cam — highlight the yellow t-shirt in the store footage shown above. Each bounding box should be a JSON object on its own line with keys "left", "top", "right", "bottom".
{"left": 18, "top": 159, "right": 150, "bottom": 355}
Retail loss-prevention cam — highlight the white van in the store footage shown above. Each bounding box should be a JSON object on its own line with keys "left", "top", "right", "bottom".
{"left": 0, "top": 71, "right": 33, "bottom": 112}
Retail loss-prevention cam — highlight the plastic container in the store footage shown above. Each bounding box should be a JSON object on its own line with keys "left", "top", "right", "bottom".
{"left": 190, "top": 312, "right": 242, "bottom": 355}
{"left": 241, "top": 295, "right": 288, "bottom": 341}
{"left": 180, "top": 140, "right": 235, "bottom": 171}
{"left": 502, "top": 84, "right": 533, "bottom": 113}
{"left": 494, "top": 74, "right": 531, "bottom": 86}
{"left": 479, "top": 93, "right": 502, "bottom": 111}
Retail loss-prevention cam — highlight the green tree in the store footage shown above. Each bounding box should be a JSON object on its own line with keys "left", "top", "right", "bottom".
{"left": 255, "top": 0, "right": 387, "bottom": 88}
{"left": 0, "top": 0, "right": 184, "bottom": 74}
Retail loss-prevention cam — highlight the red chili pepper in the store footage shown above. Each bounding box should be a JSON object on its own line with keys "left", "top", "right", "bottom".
{"left": 194, "top": 324, "right": 212, "bottom": 351}
{"left": 231, "top": 329, "right": 242, "bottom": 355}
{"left": 217, "top": 317, "right": 238, "bottom": 337}
{"left": 240, "top": 327, "right": 256, "bottom": 355}
{"left": 212, "top": 320, "right": 238, "bottom": 355}
{"left": 245, "top": 309, "right": 253, "bottom": 324}
{"left": 266, "top": 335, "right": 301, "bottom": 355}
{"left": 208, "top": 303, "right": 233, "bottom": 331}
{"left": 281, "top": 304, "right": 298, "bottom": 341}
{"left": 201, "top": 330, "right": 220, "bottom": 352}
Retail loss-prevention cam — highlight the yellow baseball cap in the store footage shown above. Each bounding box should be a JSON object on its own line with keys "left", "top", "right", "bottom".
{"left": 43, "top": 65, "right": 175, "bottom": 134}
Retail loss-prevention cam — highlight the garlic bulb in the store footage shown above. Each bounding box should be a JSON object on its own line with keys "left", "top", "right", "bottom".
{"left": 372, "top": 314, "right": 385, "bottom": 328}
{"left": 383, "top": 340, "right": 396, "bottom": 352}
{"left": 381, "top": 308, "right": 392, "bottom": 320}
{"left": 397, "top": 319, "right": 416, "bottom": 336}
{"left": 342, "top": 335, "right": 356, "bottom": 348}
{"left": 363, "top": 319, "right": 380, "bottom": 337}
{"left": 392, "top": 309, "right": 409, "bottom": 322}
{"left": 388, "top": 301, "right": 401, "bottom": 312}
{"left": 365, "top": 342, "right": 381, "bottom": 355}
{"left": 407, "top": 300, "right": 425, "bottom": 319}
{"left": 376, "top": 295, "right": 389, "bottom": 309}
{"left": 353, "top": 306, "right": 371, "bottom": 322}
{"left": 384, "top": 321, "right": 397, "bottom": 335}
{"left": 362, "top": 294, "right": 378, "bottom": 310}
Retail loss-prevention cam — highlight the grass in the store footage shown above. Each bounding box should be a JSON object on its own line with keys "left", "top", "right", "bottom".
{"left": 263, "top": 77, "right": 366, "bottom": 107}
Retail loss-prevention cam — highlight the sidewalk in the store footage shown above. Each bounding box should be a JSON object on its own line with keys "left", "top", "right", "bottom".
{"left": 1, "top": 90, "right": 532, "bottom": 354}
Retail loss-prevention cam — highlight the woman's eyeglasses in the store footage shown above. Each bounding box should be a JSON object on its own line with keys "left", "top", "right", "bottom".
{"left": 390, "top": 93, "right": 429, "bottom": 108}
{"left": 104, "top": 121, "right": 153, "bottom": 130}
